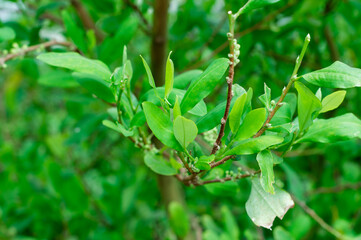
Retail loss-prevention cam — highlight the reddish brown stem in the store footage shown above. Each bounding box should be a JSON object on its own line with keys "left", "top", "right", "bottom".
{"left": 192, "top": 170, "right": 260, "bottom": 186}
{"left": 0, "top": 40, "right": 72, "bottom": 65}
{"left": 209, "top": 155, "right": 235, "bottom": 168}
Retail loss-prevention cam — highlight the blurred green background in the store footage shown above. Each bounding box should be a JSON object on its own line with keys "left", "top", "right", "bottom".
{"left": 0, "top": 0, "right": 360, "bottom": 239}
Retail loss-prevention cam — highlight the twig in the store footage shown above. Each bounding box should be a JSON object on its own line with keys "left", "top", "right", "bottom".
{"left": 184, "top": 2, "right": 295, "bottom": 71}
{"left": 292, "top": 195, "right": 350, "bottom": 240}
{"left": 254, "top": 33, "right": 311, "bottom": 138}
{"left": 211, "top": 11, "right": 237, "bottom": 154}
{"left": 70, "top": 0, "right": 105, "bottom": 42}
{"left": 209, "top": 155, "right": 235, "bottom": 168}
{"left": 308, "top": 182, "right": 361, "bottom": 195}
{"left": 123, "top": 0, "right": 152, "bottom": 35}
{"left": 193, "top": 170, "right": 260, "bottom": 186}
{"left": 0, "top": 40, "right": 72, "bottom": 66}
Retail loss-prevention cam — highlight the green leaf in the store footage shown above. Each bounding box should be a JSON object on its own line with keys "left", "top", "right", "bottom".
{"left": 298, "top": 113, "right": 361, "bottom": 143}
{"left": 196, "top": 86, "right": 247, "bottom": 133}
{"left": 102, "top": 120, "right": 134, "bottom": 137}
{"left": 140, "top": 55, "right": 156, "bottom": 89}
{"left": 302, "top": 61, "right": 361, "bottom": 88}
{"left": 130, "top": 111, "right": 146, "bottom": 127}
{"left": 165, "top": 52, "right": 174, "bottom": 99}
{"left": 169, "top": 202, "right": 190, "bottom": 238}
{"left": 174, "top": 70, "right": 203, "bottom": 89}
{"left": 142, "top": 87, "right": 207, "bottom": 116}
{"left": 245, "top": 178, "right": 294, "bottom": 229}
{"left": 61, "top": 10, "right": 87, "bottom": 52}
{"left": 173, "top": 96, "right": 181, "bottom": 120}
{"left": 229, "top": 93, "right": 247, "bottom": 133}
{"left": 73, "top": 73, "right": 115, "bottom": 103}
{"left": 257, "top": 150, "right": 275, "bottom": 194}
{"left": 195, "top": 155, "right": 215, "bottom": 170}
{"left": 320, "top": 90, "right": 346, "bottom": 113}
{"left": 37, "top": 52, "right": 111, "bottom": 81}
{"left": 259, "top": 83, "right": 272, "bottom": 110}
{"left": 0, "top": 27, "right": 16, "bottom": 42}
{"left": 142, "top": 102, "right": 182, "bottom": 151}
{"left": 225, "top": 136, "right": 283, "bottom": 156}
{"left": 180, "top": 58, "right": 229, "bottom": 113}
{"left": 204, "top": 181, "right": 239, "bottom": 196}
{"left": 173, "top": 116, "right": 198, "bottom": 149}
{"left": 294, "top": 81, "right": 322, "bottom": 132}
{"left": 234, "top": 108, "right": 266, "bottom": 141}
{"left": 144, "top": 152, "right": 177, "bottom": 176}
{"left": 38, "top": 70, "right": 79, "bottom": 88}
{"left": 237, "top": 0, "right": 281, "bottom": 16}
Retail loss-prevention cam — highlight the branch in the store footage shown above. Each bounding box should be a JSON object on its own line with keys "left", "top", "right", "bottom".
{"left": 123, "top": 0, "right": 152, "bottom": 35}
{"left": 308, "top": 182, "right": 361, "bottom": 195}
{"left": 70, "top": 0, "right": 105, "bottom": 43}
{"left": 211, "top": 11, "right": 236, "bottom": 154}
{"left": 254, "top": 33, "right": 311, "bottom": 138}
{"left": 0, "top": 40, "right": 72, "bottom": 66}
{"left": 193, "top": 170, "right": 260, "bottom": 186}
{"left": 292, "top": 195, "right": 350, "bottom": 240}
{"left": 209, "top": 155, "right": 235, "bottom": 168}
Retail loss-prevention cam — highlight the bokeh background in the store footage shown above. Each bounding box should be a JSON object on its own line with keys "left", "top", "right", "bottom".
{"left": 0, "top": 0, "right": 360, "bottom": 239}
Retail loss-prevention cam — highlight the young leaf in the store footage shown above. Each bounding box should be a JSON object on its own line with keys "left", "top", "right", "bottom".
{"left": 168, "top": 202, "right": 190, "bottom": 238}
{"left": 259, "top": 83, "right": 272, "bottom": 110}
{"left": 234, "top": 108, "right": 266, "bottom": 141}
{"left": 195, "top": 155, "right": 215, "bottom": 171}
{"left": 37, "top": 52, "right": 111, "bottom": 81}
{"left": 298, "top": 113, "right": 361, "bottom": 143}
{"left": 174, "top": 70, "right": 203, "bottom": 89}
{"left": 180, "top": 58, "right": 229, "bottom": 113}
{"left": 144, "top": 152, "right": 177, "bottom": 176}
{"left": 173, "top": 116, "right": 198, "bottom": 149}
{"left": 294, "top": 81, "right": 322, "bottom": 132}
{"left": 102, "top": 120, "right": 134, "bottom": 137}
{"left": 73, "top": 73, "right": 115, "bottom": 103}
{"left": 173, "top": 96, "right": 181, "bottom": 120}
{"left": 257, "top": 150, "right": 275, "bottom": 194}
{"left": 165, "top": 52, "right": 174, "bottom": 99}
{"left": 229, "top": 93, "right": 247, "bottom": 133}
{"left": 142, "top": 102, "right": 182, "bottom": 151}
{"left": 320, "top": 90, "right": 346, "bottom": 113}
{"left": 0, "top": 27, "right": 16, "bottom": 41}
{"left": 140, "top": 55, "right": 156, "bottom": 89}
{"left": 225, "top": 136, "right": 284, "bottom": 156}
{"left": 302, "top": 61, "right": 361, "bottom": 88}
{"left": 246, "top": 178, "right": 294, "bottom": 229}
{"left": 236, "top": 0, "right": 281, "bottom": 16}
{"left": 130, "top": 111, "right": 146, "bottom": 127}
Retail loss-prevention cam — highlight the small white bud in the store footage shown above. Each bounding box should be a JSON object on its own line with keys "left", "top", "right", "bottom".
{"left": 266, "top": 123, "right": 272, "bottom": 128}
{"left": 233, "top": 39, "right": 237, "bottom": 45}
{"left": 228, "top": 11, "right": 232, "bottom": 15}
{"left": 306, "top": 33, "right": 311, "bottom": 42}
{"left": 221, "top": 118, "right": 226, "bottom": 124}
{"left": 235, "top": 44, "right": 241, "bottom": 50}
{"left": 270, "top": 100, "right": 276, "bottom": 106}
{"left": 278, "top": 102, "right": 285, "bottom": 106}
{"left": 295, "top": 56, "right": 300, "bottom": 64}
{"left": 235, "top": 59, "right": 240, "bottom": 64}
{"left": 282, "top": 86, "right": 286, "bottom": 92}
{"left": 228, "top": 60, "right": 233, "bottom": 65}
{"left": 227, "top": 32, "right": 233, "bottom": 38}
{"left": 228, "top": 53, "right": 233, "bottom": 58}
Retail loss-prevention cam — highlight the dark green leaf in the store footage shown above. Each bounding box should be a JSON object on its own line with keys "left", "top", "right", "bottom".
{"left": 142, "top": 102, "right": 182, "bottom": 151}
{"left": 140, "top": 55, "right": 156, "bottom": 89}
{"left": 38, "top": 70, "right": 79, "bottom": 88}
{"left": 225, "top": 136, "right": 284, "bottom": 156}
{"left": 174, "top": 70, "right": 203, "bottom": 89}
{"left": 144, "top": 152, "right": 177, "bottom": 175}
{"left": 181, "top": 58, "right": 229, "bottom": 113}
{"left": 302, "top": 61, "right": 361, "bottom": 88}
{"left": 37, "top": 52, "right": 111, "bottom": 81}
{"left": 73, "top": 73, "right": 115, "bottom": 103}
{"left": 298, "top": 113, "right": 361, "bottom": 143}
{"left": 237, "top": 0, "right": 281, "bottom": 16}
{"left": 61, "top": 10, "right": 87, "bottom": 53}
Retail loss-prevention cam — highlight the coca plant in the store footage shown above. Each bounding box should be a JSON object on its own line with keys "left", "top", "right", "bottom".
{"left": 32, "top": 0, "right": 361, "bottom": 237}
